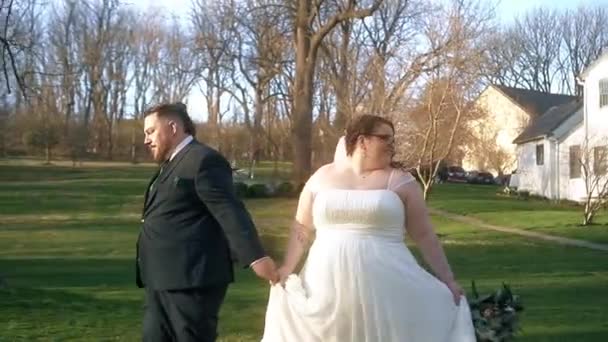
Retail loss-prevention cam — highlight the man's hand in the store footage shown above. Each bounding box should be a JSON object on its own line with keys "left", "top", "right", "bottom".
{"left": 251, "top": 257, "right": 279, "bottom": 285}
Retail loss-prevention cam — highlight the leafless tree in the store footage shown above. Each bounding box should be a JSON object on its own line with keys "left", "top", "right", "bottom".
{"left": 191, "top": 0, "right": 235, "bottom": 150}
{"left": 152, "top": 17, "right": 198, "bottom": 104}
{"left": 128, "top": 10, "right": 164, "bottom": 162}
{"left": 291, "top": 0, "right": 383, "bottom": 184}
{"left": 397, "top": 0, "right": 494, "bottom": 199}
{"left": 223, "top": 0, "right": 290, "bottom": 176}
{"left": 560, "top": 7, "right": 608, "bottom": 96}
{"left": 576, "top": 138, "right": 608, "bottom": 226}
{"left": 0, "top": 0, "right": 32, "bottom": 95}
{"left": 48, "top": 0, "right": 80, "bottom": 134}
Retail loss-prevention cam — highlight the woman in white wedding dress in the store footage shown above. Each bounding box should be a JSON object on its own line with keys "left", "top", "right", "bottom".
{"left": 261, "top": 115, "right": 475, "bottom": 341}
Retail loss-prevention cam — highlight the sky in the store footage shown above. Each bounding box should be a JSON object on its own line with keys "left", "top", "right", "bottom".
{"left": 126, "top": 0, "right": 608, "bottom": 24}
{"left": 124, "top": 0, "right": 608, "bottom": 121}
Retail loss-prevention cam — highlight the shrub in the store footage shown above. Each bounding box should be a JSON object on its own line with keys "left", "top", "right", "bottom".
{"left": 275, "top": 181, "right": 295, "bottom": 197}
{"left": 247, "top": 183, "right": 269, "bottom": 198}
{"left": 233, "top": 182, "right": 248, "bottom": 198}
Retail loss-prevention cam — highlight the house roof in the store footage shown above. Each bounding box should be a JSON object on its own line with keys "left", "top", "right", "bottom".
{"left": 513, "top": 99, "right": 583, "bottom": 144}
{"left": 579, "top": 50, "right": 608, "bottom": 80}
{"left": 493, "top": 85, "right": 578, "bottom": 118}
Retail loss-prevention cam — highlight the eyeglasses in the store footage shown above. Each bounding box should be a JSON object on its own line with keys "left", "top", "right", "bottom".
{"left": 365, "top": 133, "right": 395, "bottom": 144}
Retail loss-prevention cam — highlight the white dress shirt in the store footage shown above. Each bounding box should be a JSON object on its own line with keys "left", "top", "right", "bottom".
{"left": 169, "top": 135, "right": 194, "bottom": 161}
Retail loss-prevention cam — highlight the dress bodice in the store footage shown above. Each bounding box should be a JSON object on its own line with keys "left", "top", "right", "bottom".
{"left": 312, "top": 189, "right": 406, "bottom": 241}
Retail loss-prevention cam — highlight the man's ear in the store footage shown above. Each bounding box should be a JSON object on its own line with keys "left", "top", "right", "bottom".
{"left": 168, "top": 120, "right": 178, "bottom": 135}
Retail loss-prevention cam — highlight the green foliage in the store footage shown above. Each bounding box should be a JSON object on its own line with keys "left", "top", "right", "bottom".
{"left": 233, "top": 182, "right": 249, "bottom": 198}
{"left": 469, "top": 281, "right": 524, "bottom": 341}
{"left": 274, "top": 181, "right": 295, "bottom": 197}
{"left": 247, "top": 183, "right": 269, "bottom": 198}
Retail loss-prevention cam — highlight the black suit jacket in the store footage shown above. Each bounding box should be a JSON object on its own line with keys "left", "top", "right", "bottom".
{"left": 136, "top": 140, "right": 266, "bottom": 290}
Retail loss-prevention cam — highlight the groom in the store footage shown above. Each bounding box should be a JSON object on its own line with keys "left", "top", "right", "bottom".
{"left": 136, "top": 102, "right": 279, "bottom": 341}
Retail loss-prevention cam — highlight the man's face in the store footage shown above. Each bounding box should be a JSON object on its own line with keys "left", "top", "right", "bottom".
{"left": 143, "top": 113, "right": 175, "bottom": 163}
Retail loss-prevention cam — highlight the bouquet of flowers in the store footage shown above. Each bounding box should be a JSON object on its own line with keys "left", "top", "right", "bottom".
{"left": 468, "top": 281, "right": 524, "bottom": 341}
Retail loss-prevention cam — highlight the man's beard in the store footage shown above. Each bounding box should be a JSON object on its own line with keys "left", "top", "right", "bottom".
{"left": 154, "top": 144, "right": 171, "bottom": 163}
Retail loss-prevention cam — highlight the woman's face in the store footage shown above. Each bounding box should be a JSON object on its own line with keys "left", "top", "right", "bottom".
{"left": 359, "top": 123, "right": 395, "bottom": 166}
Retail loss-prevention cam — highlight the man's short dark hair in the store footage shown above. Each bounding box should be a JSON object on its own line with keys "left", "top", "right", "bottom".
{"left": 144, "top": 102, "right": 196, "bottom": 136}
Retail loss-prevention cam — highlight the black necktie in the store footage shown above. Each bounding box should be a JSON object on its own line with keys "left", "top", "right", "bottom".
{"left": 149, "top": 159, "right": 170, "bottom": 192}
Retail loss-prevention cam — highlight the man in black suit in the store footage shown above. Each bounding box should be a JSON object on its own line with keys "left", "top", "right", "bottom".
{"left": 137, "top": 103, "right": 279, "bottom": 342}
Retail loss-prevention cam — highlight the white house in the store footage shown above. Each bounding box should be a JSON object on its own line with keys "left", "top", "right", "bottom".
{"left": 462, "top": 84, "right": 576, "bottom": 176}
{"left": 512, "top": 51, "right": 608, "bottom": 201}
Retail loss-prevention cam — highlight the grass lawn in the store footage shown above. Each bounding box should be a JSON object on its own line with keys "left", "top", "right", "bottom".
{"left": 0, "top": 162, "right": 607, "bottom": 341}
{"left": 429, "top": 183, "right": 608, "bottom": 244}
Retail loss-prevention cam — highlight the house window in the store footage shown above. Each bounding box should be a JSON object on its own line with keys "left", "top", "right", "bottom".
{"left": 600, "top": 79, "right": 608, "bottom": 108}
{"left": 536, "top": 144, "right": 544, "bottom": 166}
{"left": 594, "top": 146, "right": 608, "bottom": 175}
{"left": 570, "top": 145, "right": 581, "bottom": 179}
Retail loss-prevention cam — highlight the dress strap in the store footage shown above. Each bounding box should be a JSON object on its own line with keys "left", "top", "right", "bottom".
{"left": 391, "top": 173, "right": 416, "bottom": 190}
{"left": 386, "top": 168, "right": 395, "bottom": 189}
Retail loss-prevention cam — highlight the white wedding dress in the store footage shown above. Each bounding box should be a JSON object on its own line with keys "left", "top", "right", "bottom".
{"left": 261, "top": 177, "right": 476, "bottom": 341}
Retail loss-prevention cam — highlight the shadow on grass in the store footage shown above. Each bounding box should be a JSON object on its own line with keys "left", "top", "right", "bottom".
{"left": 0, "top": 258, "right": 136, "bottom": 288}
{"left": 0, "top": 164, "right": 155, "bottom": 182}
{"left": 0, "top": 264, "right": 271, "bottom": 341}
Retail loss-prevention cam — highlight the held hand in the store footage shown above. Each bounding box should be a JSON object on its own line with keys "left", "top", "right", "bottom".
{"left": 251, "top": 257, "right": 280, "bottom": 285}
{"left": 445, "top": 279, "right": 464, "bottom": 305}
{"left": 277, "top": 265, "right": 292, "bottom": 286}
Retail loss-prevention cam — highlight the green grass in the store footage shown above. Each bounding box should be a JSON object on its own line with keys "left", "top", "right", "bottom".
{"left": 0, "top": 163, "right": 607, "bottom": 341}
{"left": 429, "top": 183, "right": 608, "bottom": 244}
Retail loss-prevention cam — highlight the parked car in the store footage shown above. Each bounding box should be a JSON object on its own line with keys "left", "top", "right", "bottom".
{"left": 466, "top": 170, "right": 479, "bottom": 182}
{"left": 446, "top": 166, "right": 467, "bottom": 183}
{"left": 495, "top": 173, "right": 511, "bottom": 186}
{"left": 465, "top": 170, "right": 496, "bottom": 184}
{"left": 473, "top": 171, "right": 496, "bottom": 185}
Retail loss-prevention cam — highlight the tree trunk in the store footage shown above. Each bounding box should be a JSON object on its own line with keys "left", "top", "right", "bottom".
{"left": 130, "top": 126, "right": 137, "bottom": 164}
{"left": 107, "top": 121, "right": 114, "bottom": 160}
{"left": 583, "top": 202, "right": 595, "bottom": 226}
{"left": 422, "top": 181, "right": 431, "bottom": 201}
{"left": 292, "top": 67, "right": 315, "bottom": 185}
{"left": 45, "top": 144, "right": 51, "bottom": 164}
{"left": 334, "top": 22, "right": 351, "bottom": 132}
{"left": 248, "top": 87, "right": 265, "bottom": 179}
{"left": 292, "top": 0, "right": 314, "bottom": 186}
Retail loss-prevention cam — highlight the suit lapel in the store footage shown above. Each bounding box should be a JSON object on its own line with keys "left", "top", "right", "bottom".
{"left": 158, "top": 140, "right": 195, "bottom": 183}
{"left": 142, "top": 140, "right": 196, "bottom": 217}
{"left": 142, "top": 167, "right": 162, "bottom": 216}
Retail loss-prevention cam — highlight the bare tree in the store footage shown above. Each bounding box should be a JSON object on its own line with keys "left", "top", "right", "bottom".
{"left": 103, "top": 8, "right": 134, "bottom": 159}
{"left": 577, "top": 138, "right": 608, "bottom": 226}
{"left": 235, "top": 1, "right": 290, "bottom": 176}
{"left": 129, "top": 10, "right": 164, "bottom": 162}
{"left": 191, "top": 0, "right": 235, "bottom": 150}
{"left": 463, "top": 106, "right": 513, "bottom": 175}
{"left": 0, "top": 0, "right": 31, "bottom": 95}
{"left": 560, "top": 7, "right": 608, "bottom": 96}
{"left": 23, "top": 86, "right": 62, "bottom": 163}
{"left": 512, "top": 8, "right": 565, "bottom": 93}
{"left": 48, "top": 0, "right": 80, "bottom": 135}
{"left": 359, "top": 0, "right": 428, "bottom": 117}
{"left": 291, "top": 0, "right": 383, "bottom": 184}
{"left": 152, "top": 17, "right": 198, "bottom": 103}
{"left": 398, "top": 0, "right": 494, "bottom": 199}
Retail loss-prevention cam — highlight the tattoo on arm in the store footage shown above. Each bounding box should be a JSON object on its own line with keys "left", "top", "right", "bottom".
{"left": 293, "top": 221, "right": 310, "bottom": 246}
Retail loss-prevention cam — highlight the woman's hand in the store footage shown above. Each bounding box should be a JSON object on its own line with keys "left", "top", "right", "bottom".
{"left": 277, "top": 265, "right": 292, "bottom": 286}
{"left": 445, "top": 279, "right": 464, "bottom": 305}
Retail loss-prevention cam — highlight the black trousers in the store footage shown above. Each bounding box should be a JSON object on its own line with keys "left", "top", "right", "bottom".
{"left": 142, "top": 285, "right": 229, "bottom": 342}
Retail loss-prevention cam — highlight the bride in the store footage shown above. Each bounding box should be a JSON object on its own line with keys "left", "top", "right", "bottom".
{"left": 261, "top": 115, "right": 475, "bottom": 341}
